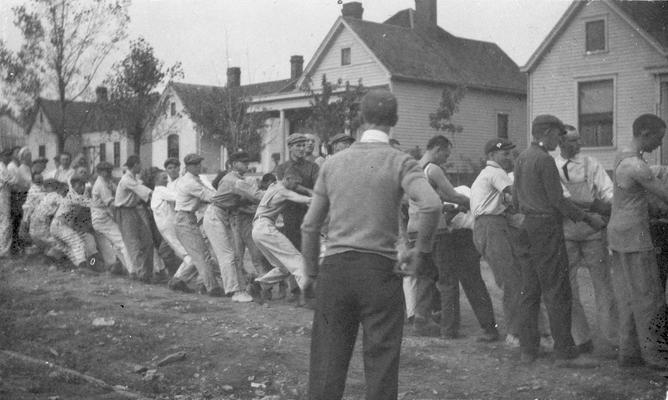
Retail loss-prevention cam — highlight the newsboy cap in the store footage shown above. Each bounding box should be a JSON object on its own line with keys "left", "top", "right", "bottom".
{"left": 484, "top": 138, "right": 516, "bottom": 154}
{"left": 287, "top": 133, "right": 307, "bottom": 147}
{"left": 532, "top": 114, "right": 566, "bottom": 137}
{"left": 183, "top": 153, "right": 204, "bottom": 165}
{"left": 33, "top": 157, "right": 48, "bottom": 164}
{"left": 95, "top": 161, "right": 114, "bottom": 172}
{"left": 229, "top": 151, "right": 250, "bottom": 163}
{"left": 329, "top": 133, "right": 355, "bottom": 146}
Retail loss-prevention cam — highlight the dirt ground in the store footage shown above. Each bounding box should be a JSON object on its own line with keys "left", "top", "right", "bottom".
{"left": 1, "top": 253, "right": 667, "bottom": 400}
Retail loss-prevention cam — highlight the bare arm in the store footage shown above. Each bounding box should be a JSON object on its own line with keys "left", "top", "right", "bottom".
{"left": 427, "top": 165, "right": 469, "bottom": 207}
{"left": 301, "top": 193, "right": 329, "bottom": 277}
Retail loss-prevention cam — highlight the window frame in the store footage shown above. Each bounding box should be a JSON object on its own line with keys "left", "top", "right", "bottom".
{"left": 584, "top": 16, "right": 608, "bottom": 54}
{"left": 575, "top": 75, "right": 616, "bottom": 149}
{"left": 167, "top": 134, "right": 179, "bottom": 160}
{"left": 341, "top": 47, "right": 351, "bottom": 66}
{"left": 38, "top": 145, "right": 46, "bottom": 158}
{"left": 113, "top": 141, "right": 121, "bottom": 167}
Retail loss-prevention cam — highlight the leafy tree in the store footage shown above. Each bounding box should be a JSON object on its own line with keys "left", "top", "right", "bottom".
{"left": 291, "top": 75, "right": 367, "bottom": 143}
{"left": 0, "top": 0, "right": 130, "bottom": 151}
{"left": 429, "top": 85, "right": 466, "bottom": 144}
{"left": 104, "top": 37, "right": 184, "bottom": 156}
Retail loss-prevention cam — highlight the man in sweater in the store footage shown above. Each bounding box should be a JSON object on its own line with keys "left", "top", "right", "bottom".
{"left": 302, "top": 90, "right": 441, "bottom": 399}
{"left": 513, "top": 114, "right": 606, "bottom": 367}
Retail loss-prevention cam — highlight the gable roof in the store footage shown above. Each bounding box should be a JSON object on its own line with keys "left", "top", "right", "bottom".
{"left": 294, "top": 10, "right": 525, "bottom": 95}
{"left": 29, "top": 98, "right": 127, "bottom": 136}
{"left": 168, "top": 78, "right": 295, "bottom": 135}
{"left": 522, "top": 0, "right": 668, "bottom": 72}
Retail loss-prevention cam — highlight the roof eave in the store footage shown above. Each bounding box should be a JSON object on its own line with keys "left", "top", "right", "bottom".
{"left": 390, "top": 75, "right": 526, "bottom": 96}
{"left": 605, "top": 0, "right": 668, "bottom": 57}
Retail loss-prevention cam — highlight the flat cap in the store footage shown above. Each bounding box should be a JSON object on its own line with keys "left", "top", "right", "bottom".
{"left": 33, "top": 157, "right": 48, "bottom": 164}
{"left": 484, "top": 138, "right": 516, "bottom": 154}
{"left": 183, "top": 153, "right": 204, "bottom": 165}
{"left": 163, "top": 157, "right": 180, "bottom": 168}
{"left": 329, "top": 133, "right": 355, "bottom": 146}
{"left": 96, "top": 161, "right": 114, "bottom": 171}
{"left": 532, "top": 114, "right": 566, "bottom": 136}
{"left": 287, "top": 133, "right": 307, "bottom": 146}
{"left": 229, "top": 151, "right": 250, "bottom": 163}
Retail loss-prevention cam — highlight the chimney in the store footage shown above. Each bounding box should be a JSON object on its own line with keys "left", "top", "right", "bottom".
{"left": 290, "top": 55, "right": 304, "bottom": 80}
{"left": 415, "top": 0, "right": 437, "bottom": 27}
{"left": 341, "top": 2, "right": 364, "bottom": 19}
{"left": 95, "top": 86, "right": 108, "bottom": 102}
{"left": 227, "top": 67, "right": 241, "bottom": 88}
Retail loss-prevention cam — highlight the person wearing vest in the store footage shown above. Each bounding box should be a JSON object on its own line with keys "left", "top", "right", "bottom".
{"left": 554, "top": 126, "right": 619, "bottom": 356}
{"left": 513, "top": 114, "right": 606, "bottom": 367}
{"left": 608, "top": 114, "right": 668, "bottom": 370}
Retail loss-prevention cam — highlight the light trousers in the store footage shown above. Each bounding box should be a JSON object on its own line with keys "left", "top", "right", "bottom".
{"left": 203, "top": 206, "right": 244, "bottom": 294}
{"left": 93, "top": 217, "right": 134, "bottom": 273}
{"left": 51, "top": 218, "right": 96, "bottom": 266}
{"left": 252, "top": 218, "right": 306, "bottom": 290}
{"left": 175, "top": 211, "right": 218, "bottom": 292}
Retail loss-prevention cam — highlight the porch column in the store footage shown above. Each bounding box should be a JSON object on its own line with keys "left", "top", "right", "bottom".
{"left": 279, "top": 109, "right": 287, "bottom": 162}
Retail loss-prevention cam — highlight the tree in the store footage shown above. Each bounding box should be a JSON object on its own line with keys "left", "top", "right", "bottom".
{"left": 0, "top": 0, "right": 130, "bottom": 151}
{"left": 291, "top": 75, "right": 367, "bottom": 143}
{"left": 104, "top": 37, "right": 184, "bottom": 156}
{"left": 429, "top": 85, "right": 466, "bottom": 144}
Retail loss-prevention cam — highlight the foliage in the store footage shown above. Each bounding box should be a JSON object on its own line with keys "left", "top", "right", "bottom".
{"left": 0, "top": 0, "right": 130, "bottom": 150}
{"left": 291, "top": 75, "right": 367, "bottom": 142}
{"left": 103, "top": 37, "right": 184, "bottom": 155}
{"left": 428, "top": 85, "right": 466, "bottom": 142}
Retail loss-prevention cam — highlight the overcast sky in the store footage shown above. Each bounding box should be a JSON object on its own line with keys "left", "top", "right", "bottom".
{"left": 1, "top": 0, "right": 572, "bottom": 91}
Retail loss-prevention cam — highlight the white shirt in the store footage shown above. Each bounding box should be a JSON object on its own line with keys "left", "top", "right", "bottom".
{"left": 360, "top": 129, "right": 390, "bottom": 144}
{"left": 553, "top": 153, "right": 613, "bottom": 203}
{"left": 470, "top": 161, "right": 513, "bottom": 217}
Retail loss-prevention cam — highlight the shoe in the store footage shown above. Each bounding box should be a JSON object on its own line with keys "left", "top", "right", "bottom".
{"left": 441, "top": 328, "right": 465, "bottom": 340}
{"left": 168, "top": 278, "right": 194, "bottom": 293}
{"left": 275, "top": 282, "right": 287, "bottom": 300}
{"left": 540, "top": 335, "right": 554, "bottom": 351}
{"left": 197, "top": 284, "right": 207, "bottom": 295}
{"left": 554, "top": 355, "right": 599, "bottom": 369}
{"left": 520, "top": 352, "right": 537, "bottom": 365}
{"left": 151, "top": 271, "right": 170, "bottom": 285}
{"left": 287, "top": 288, "right": 301, "bottom": 303}
{"left": 405, "top": 315, "right": 415, "bottom": 325}
{"left": 618, "top": 356, "right": 645, "bottom": 368}
{"left": 231, "top": 291, "right": 253, "bottom": 303}
{"left": 208, "top": 287, "right": 225, "bottom": 297}
{"left": 576, "top": 340, "right": 594, "bottom": 354}
{"left": 108, "top": 263, "right": 126, "bottom": 276}
{"left": 413, "top": 317, "right": 440, "bottom": 337}
{"left": 297, "top": 293, "right": 316, "bottom": 309}
{"left": 505, "top": 334, "right": 520, "bottom": 348}
{"left": 477, "top": 329, "right": 500, "bottom": 343}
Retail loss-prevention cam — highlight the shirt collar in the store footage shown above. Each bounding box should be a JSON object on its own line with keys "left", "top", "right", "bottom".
{"left": 360, "top": 129, "right": 390, "bottom": 143}
{"left": 531, "top": 142, "right": 549, "bottom": 153}
{"left": 486, "top": 160, "right": 503, "bottom": 169}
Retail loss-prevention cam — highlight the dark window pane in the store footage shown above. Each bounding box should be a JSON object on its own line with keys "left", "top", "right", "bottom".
{"left": 167, "top": 134, "right": 179, "bottom": 159}
{"left": 497, "top": 114, "right": 509, "bottom": 139}
{"left": 578, "top": 80, "right": 613, "bottom": 147}
{"left": 586, "top": 20, "right": 605, "bottom": 52}
{"left": 38, "top": 145, "right": 45, "bottom": 158}
{"left": 170, "top": 102, "right": 176, "bottom": 116}
{"left": 113, "top": 142, "right": 121, "bottom": 167}
{"left": 341, "top": 48, "right": 351, "bottom": 66}
{"left": 99, "top": 143, "right": 106, "bottom": 162}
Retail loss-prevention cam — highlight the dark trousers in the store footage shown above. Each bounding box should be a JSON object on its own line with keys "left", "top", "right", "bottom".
{"left": 517, "top": 215, "right": 576, "bottom": 359}
{"left": 649, "top": 222, "right": 668, "bottom": 292}
{"left": 10, "top": 191, "right": 27, "bottom": 254}
{"left": 309, "top": 251, "right": 404, "bottom": 400}
{"left": 437, "top": 229, "right": 497, "bottom": 336}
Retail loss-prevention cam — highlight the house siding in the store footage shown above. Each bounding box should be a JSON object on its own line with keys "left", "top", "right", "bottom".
{"left": 304, "top": 25, "right": 389, "bottom": 89}
{"left": 27, "top": 109, "right": 59, "bottom": 172}
{"left": 529, "top": 0, "right": 668, "bottom": 169}
{"left": 392, "top": 80, "right": 527, "bottom": 173}
{"left": 0, "top": 115, "right": 25, "bottom": 149}
{"left": 80, "top": 131, "right": 132, "bottom": 177}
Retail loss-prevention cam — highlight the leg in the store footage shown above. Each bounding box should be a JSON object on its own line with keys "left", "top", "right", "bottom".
{"left": 51, "top": 220, "right": 87, "bottom": 266}
{"left": 403, "top": 276, "right": 417, "bottom": 321}
{"left": 117, "top": 208, "right": 154, "bottom": 280}
{"left": 581, "top": 238, "right": 619, "bottom": 346}
{"left": 175, "top": 212, "right": 218, "bottom": 292}
{"left": 565, "top": 239, "right": 591, "bottom": 346}
{"left": 434, "top": 232, "right": 461, "bottom": 337}
{"left": 308, "top": 253, "right": 360, "bottom": 400}
{"left": 252, "top": 220, "right": 306, "bottom": 289}
{"left": 237, "top": 213, "right": 270, "bottom": 276}
{"left": 517, "top": 223, "right": 542, "bottom": 357}
{"left": 202, "top": 208, "right": 241, "bottom": 294}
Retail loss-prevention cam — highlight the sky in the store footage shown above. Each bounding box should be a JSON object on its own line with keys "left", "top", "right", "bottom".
{"left": 0, "top": 0, "right": 572, "bottom": 92}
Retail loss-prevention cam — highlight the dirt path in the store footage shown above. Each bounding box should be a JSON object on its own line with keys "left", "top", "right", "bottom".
{"left": 1, "top": 254, "right": 666, "bottom": 400}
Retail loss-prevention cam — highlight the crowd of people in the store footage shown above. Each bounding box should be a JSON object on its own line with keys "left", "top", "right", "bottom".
{"left": 2, "top": 89, "right": 668, "bottom": 399}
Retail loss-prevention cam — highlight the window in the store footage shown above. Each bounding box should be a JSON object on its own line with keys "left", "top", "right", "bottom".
{"left": 167, "top": 134, "right": 179, "bottom": 159}
{"left": 38, "top": 145, "right": 45, "bottom": 158}
{"left": 99, "top": 143, "right": 106, "bottom": 162}
{"left": 113, "top": 142, "right": 121, "bottom": 167}
{"left": 341, "top": 48, "right": 351, "bottom": 66}
{"left": 585, "top": 20, "right": 605, "bottom": 52}
{"left": 497, "top": 114, "right": 509, "bottom": 139}
{"left": 578, "top": 79, "right": 613, "bottom": 147}
{"left": 170, "top": 102, "right": 176, "bottom": 116}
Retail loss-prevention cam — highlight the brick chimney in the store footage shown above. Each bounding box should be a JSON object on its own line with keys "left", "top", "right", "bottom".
{"left": 415, "top": 0, "right": 437, "bottom": 27}
{"left": 290, "top": 55, "right": 304, "bottom": 80}
{"left": 341, "top": 2, "right": 364, "bottom": 19}
{"left": 95, "top": 86, "right": 108, "bottom": 102}
{"left": 227, "top": 67, "right": 241, "bottom": 88}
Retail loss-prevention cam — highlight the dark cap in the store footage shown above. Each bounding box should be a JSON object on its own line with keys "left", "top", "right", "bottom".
{"left": 532, "top": 114, "right": 566, "bottom": 137}
{"left": 124, "top": 155, "right": 141, "bottom": 168}
{"left": 361, "top": 90, "right": 398, "bottom": 125}
{"left": 484, "top": 138, "right": 516, "bottom": 154}
{"left": 183, "top": 153, "right": 204, "bottom": 165}
{"left": 229, "top": 151, "right": 250, "bottom": 163}
{"left": 33, "top": 157, "right": 48, "bottom": 164}
{"left": 287, "top": 133, "right": 307, "bottom": 146}
{"left": 329, "top": 133, "right": 355, "bottom": 146}
{"left": 96, "top": 161, "right": 114, "bottom": 172}
{"left": 163, "top": 157, "right": 180, "bottom": 168}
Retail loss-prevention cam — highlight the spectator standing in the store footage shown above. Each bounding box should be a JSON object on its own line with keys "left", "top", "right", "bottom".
{"left": 302, "top": 90, "right": 441, "bottom": 399}
{"left": 0, "top": 149, "right": 17, "bottom": 257}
